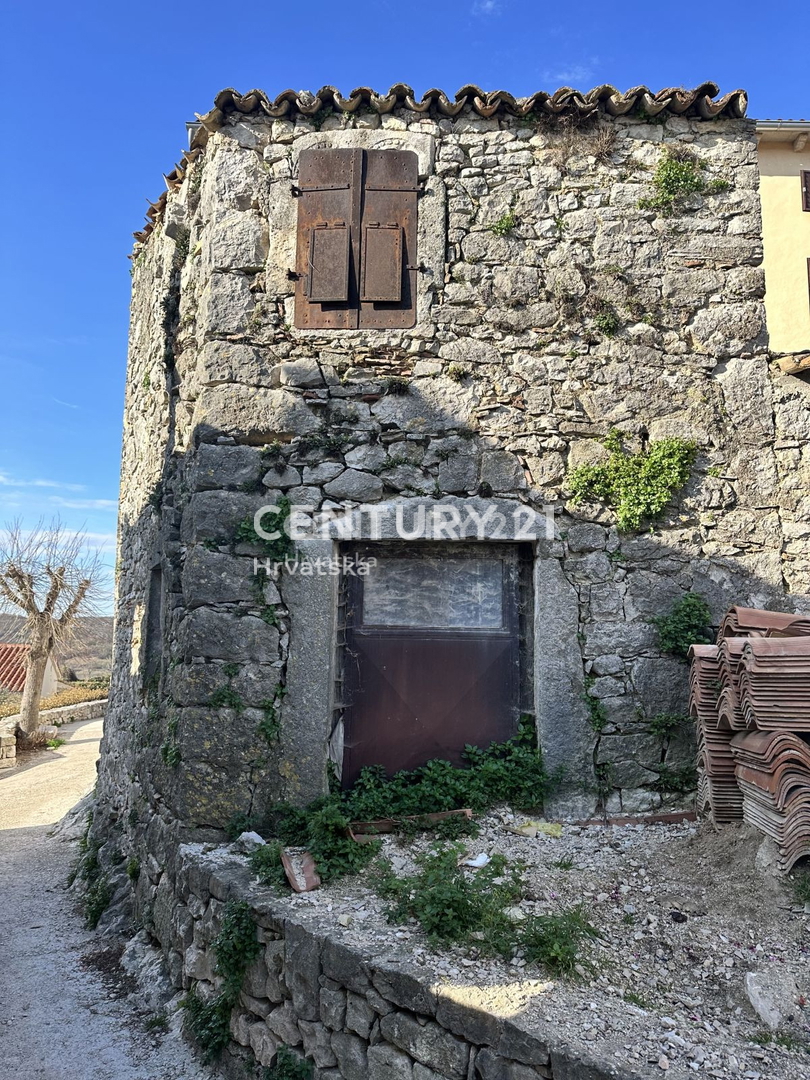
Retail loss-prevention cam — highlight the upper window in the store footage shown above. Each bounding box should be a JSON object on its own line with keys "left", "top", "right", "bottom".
{"left": 802, "top": 171, "right": 810, "bottom": 213}
{"left": 293, "top": 148, "right": 418, "bottom": 330}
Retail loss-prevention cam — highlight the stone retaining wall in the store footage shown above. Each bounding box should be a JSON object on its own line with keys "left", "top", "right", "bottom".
{"left": 158, "top": 844, "right": 643, "bottom": 1080}
{"left": 0, "top": 727, "right": 15, "bottom": 769}
{"left": 0, "top": 699, "right": 106, "bottom": 769}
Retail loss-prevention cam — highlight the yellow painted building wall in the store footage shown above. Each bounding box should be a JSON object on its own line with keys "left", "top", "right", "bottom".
{"left": 759, "top": 141, "right": 810, "bottom": 354}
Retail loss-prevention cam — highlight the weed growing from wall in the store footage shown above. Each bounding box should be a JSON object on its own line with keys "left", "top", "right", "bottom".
{"left": 488, "top": 211, "right": 519, "bottom": 238}
{"left": 183, "top": 899, "right": 260, "bottom": 1062}
{"left": 73, "top": 818, "right": 113, "bottom": 928}
{"left": 638, "top": 146, "right": 730, "bottom": 217}
{"left": 567, "top": 429, "right": 696, "bottom": 531}
{"left": 264, "top": 1046, "right": 314, "bottom": 1080}
{"left": 160, "top": 714, "right": 181, "bottom": 768}
{"left": 235, "top": 496, "right": 295, "bottom": 563}
{"left": 652, "top": 592, "right": 712, "bottom": 659}
{"left": 582, "top": 677, "right": 609, "bottom": 733}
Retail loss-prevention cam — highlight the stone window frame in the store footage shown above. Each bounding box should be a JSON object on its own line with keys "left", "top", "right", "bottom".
{"left": 279, "top": 497, "right": 593, "bottom": 816}
{"left": 275, "top": 130, "right": 445, "bottom": 340}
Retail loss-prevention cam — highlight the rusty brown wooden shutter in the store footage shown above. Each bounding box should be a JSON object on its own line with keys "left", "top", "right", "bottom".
{"left": 803, "top": 171, "right": 810, "bottom": 213}
{"left": 294, "top": 148, "right": 418, "bottom": 330}
{"left": 359, "top": 150, "right": 418, "bottom": 329}
{"left": 294, "top": 148, "right": 362, "bottom": 328}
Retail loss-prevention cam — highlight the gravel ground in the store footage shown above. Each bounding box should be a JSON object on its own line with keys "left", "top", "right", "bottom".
{"left": 265, "top": 814, "right": 810, "bottom": 1080}
{"left": 0, "top": 722, "right": 217, "bottom": 1080}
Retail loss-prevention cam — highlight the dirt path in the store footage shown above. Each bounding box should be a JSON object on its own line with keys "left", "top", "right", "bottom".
{"left": 0, "top": 719, "right": 215, "bottom": 1080}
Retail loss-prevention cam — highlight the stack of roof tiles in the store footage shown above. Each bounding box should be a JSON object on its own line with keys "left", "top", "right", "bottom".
{"left": 689, "top": 606, "right": 810, "bottom": 870}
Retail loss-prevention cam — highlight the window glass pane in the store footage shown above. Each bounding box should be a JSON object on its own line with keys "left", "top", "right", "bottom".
{"left": 362, "top": 558, "right": 504, "bottom": 629}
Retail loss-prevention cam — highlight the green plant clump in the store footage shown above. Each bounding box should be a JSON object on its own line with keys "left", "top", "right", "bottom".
{"left": 375, "top": 844, "right": 598, "bottom": 975}
{"left": 638, "top": 147, "right": 730, "bottom": 216}
{"left": 567, "top": 429, "right": 697, "bottom": 531}
{"left": 264, "top": 1046, "right": 314, "bottom": 1080}
{"left": 488, "top": 210, "right": 519, "bottom": 237}
{"left": 652, "top": 592, "right": 712, "bottom": 659}
{"left": 183, "top": 899, "right": 261, "bottom": 1062}
{"left": 250, "top": 720, "right": 557, "bottom": 888}
{"left": 234, "top": 495, "right": 295, "bottom": 564}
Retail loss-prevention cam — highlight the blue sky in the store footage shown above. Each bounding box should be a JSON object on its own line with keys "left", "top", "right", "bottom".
{"left": 2, "top": 0, "right": 808, "bottom": 609}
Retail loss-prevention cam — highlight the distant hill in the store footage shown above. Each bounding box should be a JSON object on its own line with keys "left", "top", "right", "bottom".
{"left": 0, "top": 615, "right": 113, "bottom": 680}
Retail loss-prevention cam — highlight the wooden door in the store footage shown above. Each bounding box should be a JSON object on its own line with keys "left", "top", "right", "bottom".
{"left": 341, "top": 545, "right": 521, "bottom": 787}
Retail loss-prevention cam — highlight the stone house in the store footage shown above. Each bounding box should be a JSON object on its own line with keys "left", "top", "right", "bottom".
{"left": 756, "top": 118, "right": 810, "bottom": 357}
{"left": 0, "top": 642, "right": 59, "bottom": 698}
{"left": 94, "top": 82, "right": 810, "bottom": 877}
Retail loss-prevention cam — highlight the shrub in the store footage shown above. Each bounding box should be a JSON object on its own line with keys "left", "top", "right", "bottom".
{"left": 488, "top": 211, "right": 519, "bottom": 237}
{"left": 249, "top": 720, "right": 556, "bottom": 888}
{"left": 567, "top": 429, "right": 697, "bottom": 531}
{"left": 653, "top": 593, "right": 712, "bottom": 659}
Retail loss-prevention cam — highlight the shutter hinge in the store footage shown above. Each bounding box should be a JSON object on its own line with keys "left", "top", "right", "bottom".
{"left": 290, "top": 184, "right": 302, "bottom": 198}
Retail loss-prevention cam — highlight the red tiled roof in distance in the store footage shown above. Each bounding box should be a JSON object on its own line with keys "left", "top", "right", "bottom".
{"left": 0, "top": 642, "right": 29, "bottom": 693}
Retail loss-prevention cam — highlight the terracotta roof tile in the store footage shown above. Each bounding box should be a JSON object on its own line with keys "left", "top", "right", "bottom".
{"left": 0, "top": 642, "right": 29, "bottom": 693}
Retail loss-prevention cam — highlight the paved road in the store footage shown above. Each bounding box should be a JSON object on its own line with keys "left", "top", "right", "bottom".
{"left": 0, "top": 718, "right": 214, "bottom": 1080}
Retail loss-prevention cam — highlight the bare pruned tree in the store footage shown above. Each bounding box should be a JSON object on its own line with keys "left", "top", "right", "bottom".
{"left": 0, "top": 519, "right": 106, "bottom": 735}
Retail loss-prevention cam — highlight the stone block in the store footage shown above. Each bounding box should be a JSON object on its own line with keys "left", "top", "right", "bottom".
{"left": 480, "top": 451, "right": 526, "bottom": 492}
{"left": 266, "top": 1001, "right": 302, "bottom": 1046}
{"left": 248, "top": 1021, "right": 281, "bottom": 1066}
{"left": 331, "top": 1031, "right": 369, "bottom": 1080}
{"left": 475, "top": 1047, "right": 546, "bottom": 1080}
{"left": 345, "top": 444, "right": 388, "bottom": 472}
{"left": 320, "top": 986, "right": 347, "bottom": 1030}
{"left": 179, "top": 609, "right": 279, "bottom": 664}
{"left": 497, "top": 1023, "right": 550, "bottom": 1066}
{"left": 565, "top": 523, "right": 607, "bottom": 553}
{"left": 262, "top": 464, "right": 303, "bottom": 490}
{"left": 181, "top": 491, "right": 266, "bottom": 545}
{"left": 205, "top": 210, "right": 268, "bottom": 271}
{"left": 687, "top": 301, "right": 765, "bottom": 359}
{"left": 630, "top": 656, "right": 689, "bottom": 717}
{"left": 243, "top": 954, "right": 270, "bottom": 999}
{"left": 371, "top": 964, "right": 436, "bottom": 1016}
{"left": 202, "top": 143, "right": 264, "bottom": 211}
{"left": 367, "top": 1043, "right": 414, "bottom": 1080}
{"left": 181, "top": 549, "right": 257, "bottom": 608}
{"left": 379, "top": 1013, "right": 469, "bottom": 1080}
{"left": 324, "top": 469, "right": 384, "bottom": 502}
{"left": 346, "top": 991, "right": 376, "bottom": 1039}
{"left": 300, "top": 1020, "right": 339, "bottom": 1067}
{"left": 438, "top": 451, "right": 478, "bottom": 494}
{"left": 199, "top": 272, "right": 254, "bottom": 335}
{"left": 189, "top": 443, "right": 263, "bottom": 492}
{"left": 303, "top": 462, "right": 345, "bottom": 485}
{"left": 198, "top": 341, "right": 279, "bottom": 389}
{"left": 277, "top": 360, "right": 325, "bottom": 388}
{"left": 436, "top": 993, "right": 502, "bottom": 1047}
{"left": 191, "top": 385, "right": 321, "bottom": 444}
{"left": 322, "top": 939, "right": 371, "bottom": 993}
{"left": 265, "top": 940, "right": 286, "bottom": 1002}
{"left": 285, "top": 921, "right": 322, "bottom": 1021}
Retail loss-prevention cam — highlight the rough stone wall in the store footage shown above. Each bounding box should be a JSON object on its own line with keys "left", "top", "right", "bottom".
{"left": 95, "top": 97, "right": 810, "bottom": 870}
{"left": 159, "top": 844, "right": 636, "bottom": 1080}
